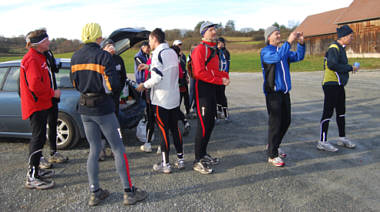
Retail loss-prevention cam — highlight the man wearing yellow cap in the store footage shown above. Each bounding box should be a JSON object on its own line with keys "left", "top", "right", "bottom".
{"left": 70, "top": 23, "right": 147, "bottom": 206}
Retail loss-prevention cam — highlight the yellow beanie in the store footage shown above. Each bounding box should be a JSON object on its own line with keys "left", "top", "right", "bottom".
{"left": 81, "top": 23, "right": 102, "bottom": 44}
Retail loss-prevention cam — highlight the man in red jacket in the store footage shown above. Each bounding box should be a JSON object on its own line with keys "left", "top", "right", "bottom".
{"left": 20, "top": 29, "right": 61, "bottom": 189}
{"left": 191, "top": 21, "right": 230, "bottom": 174}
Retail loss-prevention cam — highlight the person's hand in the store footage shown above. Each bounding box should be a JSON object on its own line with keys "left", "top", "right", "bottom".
{"left": 138, "top": 64, "right": 149, "bottom": 71}
{"left": 136, "top": 83, "right": 145, "bottom": 92}
{"left": 352, "top": 65, "right": 359, "bottom": 74}
{"left": 222, "top": 78, "right": 230, "bottom": 86}
{"left": 54, "top": 89, "right": 61, "bottom": 98}
{"left": 297, "top": 32, "right": 304, "bottom": 44}
{"left": 287, "top": 31, "right": 298, "bottom": 44}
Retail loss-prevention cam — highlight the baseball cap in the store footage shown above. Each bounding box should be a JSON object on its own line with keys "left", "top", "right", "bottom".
{"left": 173, "top": 40, "right": 182, "bottom": 46}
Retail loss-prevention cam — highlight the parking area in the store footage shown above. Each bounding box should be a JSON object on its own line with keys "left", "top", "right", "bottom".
{"left": 1, "top": 70, "right": 379, "bottom": 211}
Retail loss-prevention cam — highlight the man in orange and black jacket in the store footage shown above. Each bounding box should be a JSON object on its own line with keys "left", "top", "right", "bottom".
{"left": 190, "top": 21, "right": 230, "bottom": 174}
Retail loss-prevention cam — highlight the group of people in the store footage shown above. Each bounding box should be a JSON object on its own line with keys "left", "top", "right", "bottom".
{"left": 19, "top": 20, "right": 358, "bottom": 206}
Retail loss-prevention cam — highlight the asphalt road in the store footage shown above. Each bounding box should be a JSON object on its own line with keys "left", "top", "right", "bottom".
{"left": 1, "top": 71, "right": 380, "bottom": 212}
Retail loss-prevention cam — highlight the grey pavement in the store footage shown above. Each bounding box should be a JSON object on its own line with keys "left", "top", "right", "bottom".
{"left": 0, "top": 71, "right": 379, "bottom": 211}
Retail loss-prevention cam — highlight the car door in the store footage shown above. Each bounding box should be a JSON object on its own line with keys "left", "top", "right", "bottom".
{"left": 0, "top": 66, "right": 31, "bottom": 135}
{"left": 106, "top": 28, "right": 150, "bottom": 55}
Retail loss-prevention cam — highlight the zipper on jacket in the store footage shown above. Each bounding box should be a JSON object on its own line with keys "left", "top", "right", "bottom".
{"left": 277, "top": 47, "right": 288, "bottom": 93}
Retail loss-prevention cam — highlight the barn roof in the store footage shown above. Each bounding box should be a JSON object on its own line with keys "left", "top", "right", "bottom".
{"left": 296, "top": 8, "right": 347, "bottom": 37}
{"left": 296, "top": 0, "right": 380, "bottom": 37}
{"left": 335, "top": 0, "right": 380, "bottom": 24}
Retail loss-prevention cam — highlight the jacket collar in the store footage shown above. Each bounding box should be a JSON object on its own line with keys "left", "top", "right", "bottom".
{"left": 29, "top": 48, "right": 45, "bottom": 59}
{"left": 153, "top": 43, "right": 169, "bottom": 55}
{"left": 201, "top": 40, "right": 217, "bottom": 48}
{"left": 85, "top": 42, "right": 101, "bottom": 48}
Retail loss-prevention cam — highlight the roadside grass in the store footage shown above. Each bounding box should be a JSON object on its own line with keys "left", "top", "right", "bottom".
{"left": 223, "top": 36, "right": 253, "bottom": 42}
{"left": 1, "top": 49, "right": 379, "bottom": 73}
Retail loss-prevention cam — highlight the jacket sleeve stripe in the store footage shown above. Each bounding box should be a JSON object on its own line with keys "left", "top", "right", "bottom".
{"left": 152, "top": 67, "right": 163, "bottom": 77}
{"left": 71, "top": 63, "right": 106, "bottom": 73}
{"left": 71, "top": 63, "right": 112, "bottom": 91}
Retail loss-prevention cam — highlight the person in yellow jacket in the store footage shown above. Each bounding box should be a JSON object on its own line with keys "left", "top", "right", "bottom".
{"left": 317, "top": 25, "right": 359, "bottom": 152}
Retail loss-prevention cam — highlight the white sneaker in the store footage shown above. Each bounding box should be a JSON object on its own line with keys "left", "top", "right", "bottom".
{"left": 268, "top": 157, "right": 285, "bottom": 167}
{"left": 337, "top": 137, "right": 356, "bottom": 149}
{"left": 317, "top": 141, "right": 338, "bottom": 152}
{"left": 140, "top": 143, "right": 152, "bottom": 153}
{"left": 156, "top": 146, "right": 161, "bottom": 154}
{"left": 153, "top": 162, "right": 172, "bottom": 174}
{"left": 174, "top": 159, "right": 185, "bottom": 170}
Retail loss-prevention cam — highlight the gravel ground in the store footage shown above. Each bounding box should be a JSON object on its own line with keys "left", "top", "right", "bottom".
{"left": 1, "top": 71, "right": 380, "bottom": 212}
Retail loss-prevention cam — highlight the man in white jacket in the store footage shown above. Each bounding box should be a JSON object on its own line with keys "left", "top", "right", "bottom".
{"left": 137, "top": 28, "right": 184, "bottom": 173}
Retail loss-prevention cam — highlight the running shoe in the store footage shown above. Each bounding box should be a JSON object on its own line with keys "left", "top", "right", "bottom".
{"left": 268, "top": 157, "right": 285, "bottom": 167}
{"left": 140, "top": 142, "right": 152, "bottom": 153}
{"left": 99, "top": 149, "right": 106, "bottom": 161}
{"left": 25, "top": 176, "right": 55, "bottom": 190}
{"left": 193, "top": 160, "right": 213, "bottom": 174}
{"left": 174, "top": 158, "right": 185, "bottom": 170}
{"left": 337, "top": 137, "right": 356, "bottom": 149}
{"left": 124, "top": 186, "right": 148, "bottom": 205}
{"left": 156, "top": 146, "right": 161, "bottom": 154}
{"left": 88, "top": 188, "right": 110, "bottom": 206}
{"left": 39, "top": 156, "right": 52, "bottom": 169}
{"left": 48, "top": 152, "right": 68, "bottom": 163}
{"left": 278, "top": 148, "right": 287, "bottom": 159}
{"left": 317, "top": 141, "right": 338, "bottom": 152}
{"left": 153, "top": 163, "right": 172, "bottom": 174}
{"left": 38, "top": 169, "right": 54, "bottom": 179}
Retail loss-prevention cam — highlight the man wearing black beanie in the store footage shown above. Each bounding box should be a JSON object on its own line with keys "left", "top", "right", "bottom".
{"left": 317, "top": 25, "right": 359, "bottom": 152}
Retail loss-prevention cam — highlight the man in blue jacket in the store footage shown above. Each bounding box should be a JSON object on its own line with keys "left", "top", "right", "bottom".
{"left": 260, "top": 26, "right": 305, "bottom": 167}
{"left": 134, "top": 41, "right": 150, "bottom": 84}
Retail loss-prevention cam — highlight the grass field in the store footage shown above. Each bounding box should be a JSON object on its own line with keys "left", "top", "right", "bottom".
{"left": 1, "top": 49, "right": 379, "bottom": 73}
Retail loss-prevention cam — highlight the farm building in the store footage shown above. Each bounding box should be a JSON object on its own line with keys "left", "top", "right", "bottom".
{"left": 296, "top": 0, "right": 380, "bottom": 57}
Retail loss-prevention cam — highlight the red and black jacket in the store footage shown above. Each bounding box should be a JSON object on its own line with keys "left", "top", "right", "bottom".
{"left": 191, "top": 40, "right": 229, "bottom": 85}
{"left": 20, "top": 48, "right": 54, "bottom": 120}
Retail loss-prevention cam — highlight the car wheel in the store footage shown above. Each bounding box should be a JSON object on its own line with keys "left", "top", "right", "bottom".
{"left": 56, "top": 112, "right": 79, "bottom": 150}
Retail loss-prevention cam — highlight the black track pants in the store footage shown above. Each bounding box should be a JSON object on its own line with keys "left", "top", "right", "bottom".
{"left": 265, "top": 92, "right": 291, "bottom": 158}
{"left": 320, "top": 85, "right": 346, "bottom": 142}
{"left": 28, "top": 109, "right": 49, "bottom": 176}
{"left": 155, "top": 105, "right": 183, "bottom": 164}
{"left": 47, "top": 101, "right": 58, "bottom": 154}
{"left": 194, "top": 80, "right": 217, "bottom": 161}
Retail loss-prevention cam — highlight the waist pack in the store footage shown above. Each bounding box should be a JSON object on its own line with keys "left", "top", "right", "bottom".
{"left": 79, "top": 93, "right": 108, "bottom": 107}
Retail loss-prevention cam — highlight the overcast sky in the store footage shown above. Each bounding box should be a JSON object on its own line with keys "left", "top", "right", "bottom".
{"left": 0, "top": 0, "right": 353, "bottom": 39}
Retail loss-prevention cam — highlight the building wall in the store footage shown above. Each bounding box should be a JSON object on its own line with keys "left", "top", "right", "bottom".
{"left": 304, "top": 19, "right": 380, "bottom": 57}
{"left": 304, "top": 34, "right": 336, "bottom": 55}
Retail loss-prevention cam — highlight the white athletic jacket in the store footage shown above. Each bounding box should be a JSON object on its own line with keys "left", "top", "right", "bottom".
{"left": 143, "top": 43, "right": 180, "bottom": 110}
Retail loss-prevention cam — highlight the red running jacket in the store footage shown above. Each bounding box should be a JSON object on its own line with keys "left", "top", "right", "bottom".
{"left": 20, "top": 48, "right": 54, "bottom": 119}
{"left": 191, "top": 40, "right": 229, "bottom": 84}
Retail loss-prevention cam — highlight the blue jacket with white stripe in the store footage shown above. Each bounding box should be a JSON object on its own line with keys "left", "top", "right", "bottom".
{"left": 260, "top": 42, "right": 305, "bottom": 95}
